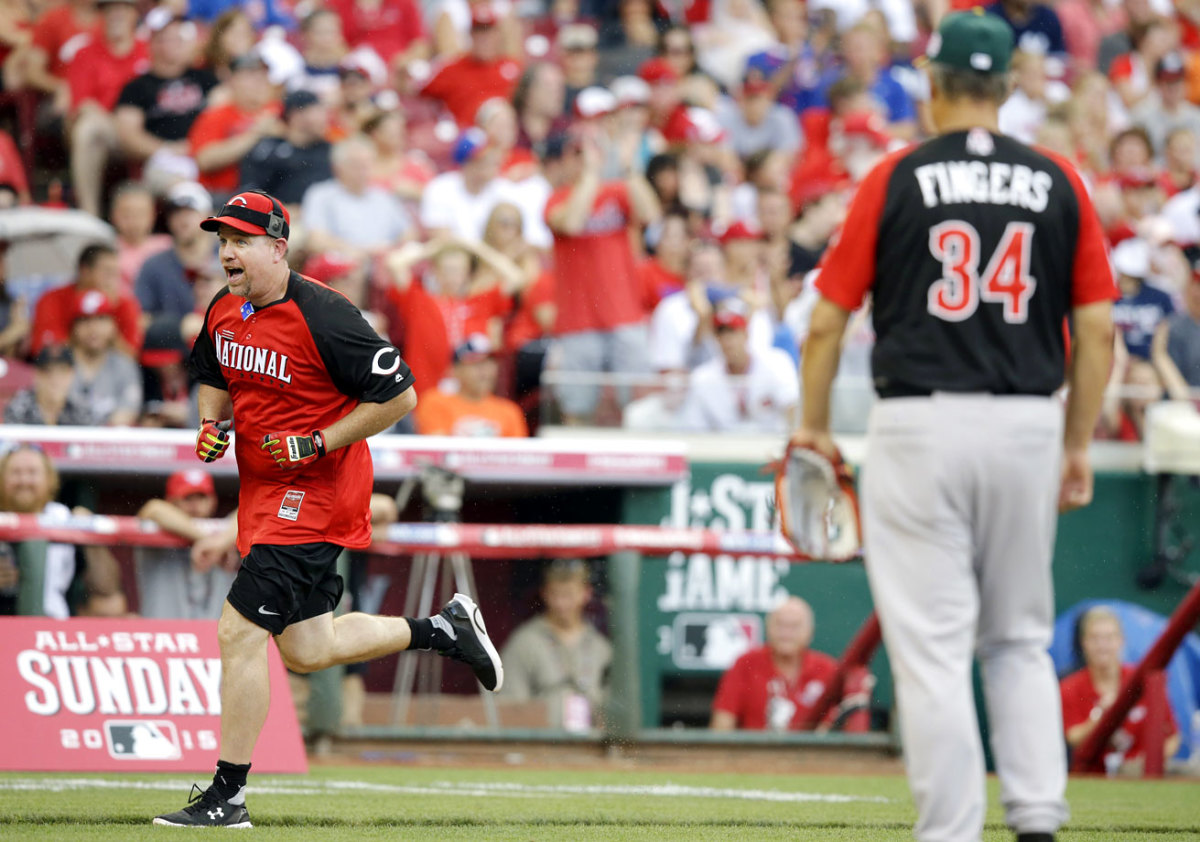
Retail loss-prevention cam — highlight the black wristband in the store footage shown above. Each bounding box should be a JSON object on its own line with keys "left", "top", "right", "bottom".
{"left": 311, "top": 429, "right": 326, "bottom": 458}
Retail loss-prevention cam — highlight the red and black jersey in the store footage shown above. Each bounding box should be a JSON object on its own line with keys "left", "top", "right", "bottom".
{"left": 816, "top": 129, "right": 1117, "bottom": 397}
{"left": 190, "top": 272, "right": 415, "bottom": 556}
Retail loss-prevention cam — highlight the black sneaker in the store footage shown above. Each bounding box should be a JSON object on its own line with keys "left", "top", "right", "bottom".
{"left": 437, "top": 592, "right": 504, "bottom": 691}
{"left": 153, "top": 783, "right": 252, "bottom": 828}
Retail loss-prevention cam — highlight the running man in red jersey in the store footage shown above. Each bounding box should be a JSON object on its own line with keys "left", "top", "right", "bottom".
{"left": 154, "top": 191, "right": 503, "bottom": 829}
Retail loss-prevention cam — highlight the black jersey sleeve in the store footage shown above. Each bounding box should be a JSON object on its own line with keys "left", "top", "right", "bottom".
{"left": 188, "top": 288, "right": 230, "bottom": 390}
{"left": 295, "top": 275, "right": 415, "bottom": 403}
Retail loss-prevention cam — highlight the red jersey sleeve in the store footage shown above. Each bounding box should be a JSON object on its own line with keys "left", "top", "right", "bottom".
{"left": 813, "top": 150, "right": 903, "bottom": 312}
{"left": 1046, "top": 151, "right": 1118, "bottom": 306}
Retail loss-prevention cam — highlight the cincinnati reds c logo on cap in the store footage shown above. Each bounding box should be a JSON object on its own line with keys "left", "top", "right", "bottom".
{"left": 230, "top": 196, "right": 248, "bottom": 206}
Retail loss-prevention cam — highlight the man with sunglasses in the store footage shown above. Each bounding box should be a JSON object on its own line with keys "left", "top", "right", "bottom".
{"left": 154, "top": 190, "right": 503, "bottom": 828}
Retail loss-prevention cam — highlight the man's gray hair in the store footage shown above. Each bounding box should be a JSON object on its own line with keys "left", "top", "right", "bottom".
{"left": 928, "top": 63, "right": 1012, "bottom": 105}
{"left": 331, "top": 134, "right": 376, "bottom": 169}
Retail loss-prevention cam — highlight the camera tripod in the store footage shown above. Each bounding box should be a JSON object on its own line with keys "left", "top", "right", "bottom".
{"left": 390, "top": 465, "right": 499, "bottom": 727}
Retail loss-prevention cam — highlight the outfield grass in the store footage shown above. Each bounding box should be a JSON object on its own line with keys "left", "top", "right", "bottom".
{"left": 0, "top": 766, "right": 1196, "bottom": 840}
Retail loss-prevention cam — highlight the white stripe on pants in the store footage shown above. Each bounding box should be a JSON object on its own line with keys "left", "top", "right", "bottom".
{"left": 862, "top": 394, "right": 1069, "bottom": 842}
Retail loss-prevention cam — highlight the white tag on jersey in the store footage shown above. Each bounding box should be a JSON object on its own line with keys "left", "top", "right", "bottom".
{"left": 277, "top": 489, "right": 305, "bottom": 521}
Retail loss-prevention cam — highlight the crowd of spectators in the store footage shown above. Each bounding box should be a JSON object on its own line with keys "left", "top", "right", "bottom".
{"left": 3, "top": 0, "right": 1200, "bottom": 440}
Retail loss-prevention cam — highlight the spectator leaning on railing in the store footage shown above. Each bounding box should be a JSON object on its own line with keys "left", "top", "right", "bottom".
{"left": 136, "top": 469, "right": 235, "bottom": 620}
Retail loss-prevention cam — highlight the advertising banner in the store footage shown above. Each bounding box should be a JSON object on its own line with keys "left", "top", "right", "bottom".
{"left": 0, "top": 617, "right": 306, "bottom": 773}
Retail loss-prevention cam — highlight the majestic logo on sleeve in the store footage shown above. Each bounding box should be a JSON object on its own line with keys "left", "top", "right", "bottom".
{"left": 215, "top": 329, "right": 292, "bottom": 384}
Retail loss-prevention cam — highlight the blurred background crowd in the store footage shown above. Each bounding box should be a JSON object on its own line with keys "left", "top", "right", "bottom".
{"left": 0, "top": 0, "right": 1197, "bottom": 439}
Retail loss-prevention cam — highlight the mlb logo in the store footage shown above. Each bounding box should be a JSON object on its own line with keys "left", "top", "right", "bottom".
{"left": 277, "top": 489, "right": 305, "bottom": 521}
{"left": 671, "top": 612, "right": 762, "bottom": 670}
{"left": 105, "top": 720, "right": 182, "bottom": 760}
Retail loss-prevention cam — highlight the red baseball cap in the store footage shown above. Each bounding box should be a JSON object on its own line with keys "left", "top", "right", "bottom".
{"left": 840, "top": 111, "right": 891, "bottom": 149}
{"left": 166, "top": 469, "right": 216, "bottom": 500}
{"left": 303, "top": 252, "right": 359, "bottom": 283}
{"left": 200, "top": 191, "right": 291, "bottom": 239}
{"left": 73, "top": 289, "right": 116, "bottom": 322}
{"left": 639, "top": 57, "right": 680, "bottom": 85}
{"left": 718, "top": 219, "right": 764, "bottom": 245}
{"left": 713, "top": 298, "right": 749, "bottom": 330}
{"left": 470, "top": 3, "right": 499, "bottom": 28}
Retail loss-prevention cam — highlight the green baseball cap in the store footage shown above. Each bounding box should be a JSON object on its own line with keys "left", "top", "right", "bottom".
{"left": 925, "top": 10, "right": 1015, "bottom": 75}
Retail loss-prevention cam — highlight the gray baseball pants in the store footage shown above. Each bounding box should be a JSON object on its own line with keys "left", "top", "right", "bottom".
{"left": 861, "top": 393, "right": 1070, "bottom": 842}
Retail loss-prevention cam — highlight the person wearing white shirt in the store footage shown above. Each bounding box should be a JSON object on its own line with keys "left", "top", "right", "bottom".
{"left": 419, "top": 127, "right": 545, "bottom": 244}
{"left": 649, "top": 240, "right": 774, "bottom": 371}
{"left": 679, "top": 300, "right": 798, "bottom": 433}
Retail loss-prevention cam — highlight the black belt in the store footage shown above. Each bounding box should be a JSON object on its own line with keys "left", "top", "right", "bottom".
{"left": 875, "top": 383, "right": 1054, "bottom": 400}
{"left": 875, "top": 382, "right": 932, "bottom": 399}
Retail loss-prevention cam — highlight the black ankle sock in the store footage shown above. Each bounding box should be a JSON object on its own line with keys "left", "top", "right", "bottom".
{"left": 406, "top": 616, "right": 456, "bottom": 651}
{"left": 213, "top": 760, "right": 250, "bottom": 799}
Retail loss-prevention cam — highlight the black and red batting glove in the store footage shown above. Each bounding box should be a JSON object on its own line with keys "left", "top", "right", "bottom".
{"left": 262, "top": 430, "right": 326, "bottom": 470}
{"left": 196, "top": 419, "right": 232, "bottom": 463}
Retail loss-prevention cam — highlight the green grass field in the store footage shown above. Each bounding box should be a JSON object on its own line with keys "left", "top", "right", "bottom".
{"left": 1, "top": 766, "right": 1196, "bottom": 841}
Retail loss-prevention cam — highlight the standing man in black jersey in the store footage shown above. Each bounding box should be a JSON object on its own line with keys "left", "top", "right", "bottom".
{"left": 792, "top": 12, "right": 1116, "bottom": 842}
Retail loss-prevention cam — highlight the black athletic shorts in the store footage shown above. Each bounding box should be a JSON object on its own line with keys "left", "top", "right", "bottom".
{"left": 227, "top": 542, "right": 345, "bottom": 636}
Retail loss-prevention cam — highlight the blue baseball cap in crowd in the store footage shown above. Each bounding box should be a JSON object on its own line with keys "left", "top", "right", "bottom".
{"left": 453, "top": 127, "right": 490, "bottom": 166}
{"left": 744, "top": 48, "right": 788, "bottom": 82}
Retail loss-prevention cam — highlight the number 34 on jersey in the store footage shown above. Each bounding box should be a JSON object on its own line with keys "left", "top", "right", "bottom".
{"left": 927, "top": 220, "right": 1036, "bottom": 324}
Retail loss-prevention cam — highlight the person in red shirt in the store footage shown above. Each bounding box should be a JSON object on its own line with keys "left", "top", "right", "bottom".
{"left": 638, "top": 210, "right": 688, "bottom": 310}
{"left": 31, "top": 242, "right": 143, "bottom": 358}
{"left": 65, "top": 0, "right": 148, "bottom": 217}
{"left": 152, "top": 190, "right": 503, "bottom": 828}
{"left": 417, "top": 3, "right": 522, "bottom": 128}
{"left": 544, "top": 126, "right": 661, "bottom": 424}
{"left": 1061, "top": 606, "right": 1180, "bottom": 774}
{"left": 415, "top": 334, "right": 529, "bottom": 437}
{"left": 327, "top": 0, "right": 428, "bottom": 78}
{"left": 711, "top": 596, "right": 872, "bottom": 732}
{"left": 384, "top": 234, "right": 520, "bottom": 391}
{"left": 13, "top": 0, "right": 98, "bottom": 114}
{"left": 188, "top": 52, "right": 282, "bottom": 199}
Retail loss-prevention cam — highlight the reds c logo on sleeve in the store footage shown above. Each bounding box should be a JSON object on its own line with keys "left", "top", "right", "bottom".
{"left": 371, "top": 347, "right": 401, "bottom": 376}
